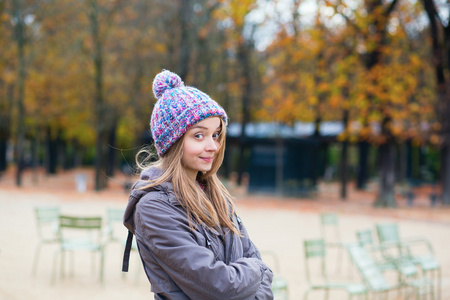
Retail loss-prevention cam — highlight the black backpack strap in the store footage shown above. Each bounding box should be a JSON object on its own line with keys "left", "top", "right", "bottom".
{"left": 122, "top": 230, "right": 134, "bottom": 272}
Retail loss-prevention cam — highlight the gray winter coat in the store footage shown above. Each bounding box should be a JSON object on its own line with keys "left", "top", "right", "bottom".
{"left": 123, "top": 167, "right": 273, "bottom": 300}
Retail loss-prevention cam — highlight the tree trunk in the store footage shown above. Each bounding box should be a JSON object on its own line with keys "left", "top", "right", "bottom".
{"left": 220, "top": 34, "right": 231, "bottom": 179}
{"left": 46, "top": 126, "right": 58, "bottom": 175}
{"left": 31, "top": 131, "right": 39, "bottom": 183}
{"left": 236, "top": 42, "right": 252, "bottom": 185}
{"left": 358, "top": 0, "right": 398, "bottom": 193}
{"left": 339, "top": 109, "right": 349, "bottom": 199}
{"left": 357, "top": 142, "right": 369, "bottom": 189}
{"left": 405, "top": 140, "right": 412, "bottom": 181}
{"left": 442, "top": 146, "right": 450, "bottom": 204}
{"left": 310, "top": 116, "right": 321, "bottom": 187}
{"left": 0, "top": 139, "right": 7, "bottom": 172}
{"left": 375, "top": 140, "right": 396, "bottom": 207}
{"left": 340, "top": 140, "right": 349, "bottom": 199}
{"left": 375, "top": 116, "right": 396, "bottom": 207}
{"left": 106, "top": 121, "right": 117, "bottom": 177}
{"left": 275, "top": 138, "right": 284, "bottom": 196}
{"left": 421, "top": 0, "right": 450, "bottom": 205}
{"left": 13, "top": 0, "right": 26, "bottom": 186}
{"left": 0, "top": 3, "right": 7, "bottom": 172}
{"left": 438, "top": 88, "right": 450, "bottom": 205}
{"left": 89, "top": 0, "right": 108, "bottom": 191}
{"left": 0, "top": 86, "right": 12, "bottom": 172}
{"left": 396, "top": 142, "right": 407, "bottom": 184}
{"left": 440, "top": 94, "right": 450, "bottom": 204}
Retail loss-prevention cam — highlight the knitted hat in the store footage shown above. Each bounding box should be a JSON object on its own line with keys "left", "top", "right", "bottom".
{"left": 150, "top": 70, "right": 228, "bottom": 155}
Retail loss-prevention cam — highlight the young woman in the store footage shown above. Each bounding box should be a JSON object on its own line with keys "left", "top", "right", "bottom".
{"left": 123, "top": 70, "right": 273, "bottom": 299}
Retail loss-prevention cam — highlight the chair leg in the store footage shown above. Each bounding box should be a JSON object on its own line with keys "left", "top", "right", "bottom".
{"left": 32, "top": 243, "right": 42, "bottom": 276}
{"left": 100, "top": 250, "right": 105, "bottom": 283}
{"left": 303, "top": 288, "right": 311, "bottom": 300}
{"left": 347, "top": 252, "right": 353, "bottom": 279}
{"left": 437, "top": 267, "right": 441, "bottom": 300}
{"left": 61, "top": 250, "right": 66, "bottom": 279}
{"left": 337, "top": 246, "right": 343, "bottom": 274}
{"left": 429, "top": 270, "right": 435, "bottom": 300}
{"left": 70, "top": 251, "right": 75, "bottom": 277}
{"left": 51, "top": 249, "right": 60, "bottom": 284}
{"left": 91, "top": 251, "right": 95, "bottom": 274}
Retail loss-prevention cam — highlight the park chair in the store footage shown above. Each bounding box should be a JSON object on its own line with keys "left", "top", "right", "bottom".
{"left": 260, "top": 250, "right": 289, "bottom": 300}
{"left": 376, "top": 223, "right": 441, "bottom": 299}
{"left": 356, "top": 229, "right": 420, "bottom": 298}
{"left": 303, "top": 239, "right": 367, "bottom": 300}
{"left": 356, "top": 229, "right": 396, "bottom": 272}
{"left": 104, "top": 208, "right": 127, "bottom": 245}
{"left": 346, "top": 242, "right": 434, "bottom": 299}
{"left": 32, "top": 206, "right": 60, "bottom": 275}
{"left": 320, "top": 213, "right": 348, "bottom": 274}
{"left": 51, "top": 215, "right": 104, "bottom": 284}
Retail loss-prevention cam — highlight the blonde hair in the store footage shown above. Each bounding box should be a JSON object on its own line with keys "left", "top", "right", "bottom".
{"left": 136, "top": 118, "right": 239, "bottom": 235}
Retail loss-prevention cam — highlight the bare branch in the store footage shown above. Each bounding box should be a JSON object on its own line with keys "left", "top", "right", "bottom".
{"left": 323, "top": 0, "right": 361, "bottom": 35}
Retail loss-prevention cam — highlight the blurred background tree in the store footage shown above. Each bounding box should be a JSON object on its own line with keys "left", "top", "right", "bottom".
{"left": 421, "top": 0, "right": 450, "bottom": 205}
{"left": 0, "top": 0, "right": 445, "bottom": 207}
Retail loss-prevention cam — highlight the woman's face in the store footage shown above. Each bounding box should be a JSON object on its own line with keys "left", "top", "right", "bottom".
{"left": 182, "top": 117, "right": 221, "bottom": 181}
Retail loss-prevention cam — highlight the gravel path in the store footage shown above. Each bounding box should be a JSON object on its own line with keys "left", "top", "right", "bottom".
{"left": 1, "top": 168, "right": 449, "bottom": 299}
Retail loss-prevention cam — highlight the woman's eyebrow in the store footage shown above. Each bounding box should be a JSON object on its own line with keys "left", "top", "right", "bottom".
{"left": 189, "top": 125, "right": 221, "bottom": 130}
{"left": 189, "top": 125, "right": 207, "bottom": 130}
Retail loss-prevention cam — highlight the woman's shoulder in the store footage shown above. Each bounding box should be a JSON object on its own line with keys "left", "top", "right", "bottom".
{"left": 140, "top": 186, "right": 179, "bottom": 206}
{"left": 139, "top": 166, "right": 164, "bottom": 181}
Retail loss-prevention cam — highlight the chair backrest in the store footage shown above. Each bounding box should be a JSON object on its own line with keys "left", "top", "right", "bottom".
{"left": 356, "top": 229, "right": 374, "bottom": 247}
{"left": 375, "top": 223, "right": 417, "bottom": 274}
{"left": 35, "top": 206, "right": 60, "bottom": 240}
{"left": 304, "top": 239, "right": 326, "bottom": 283}
{"left": 107, "top": 208, "right": 125, "bottom": 223}
{"left": 320, "top": 213, "right": 341, "bottom": 244}
{"left": 346, "top": 244, "right": 391, "bottom": 292}
{"left": 105, "top": 208, "right": 125, "bottom": 240}
{"left": 59, "top": 215, "right": 102, "bottom": 229}
{"left": 320, "top": 213, "right": 338, "bottom": 225}
{"left": 376, "top": 223, "right": 400, "bottom": 244}
{"left": 35, "top": 206, "right": 60, "bottom": 223}
{"left": 58, "top": 215, "right": 103, "bottom": 243}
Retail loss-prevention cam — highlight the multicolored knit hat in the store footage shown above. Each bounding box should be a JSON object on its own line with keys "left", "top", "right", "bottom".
{"left": 150, "top": 70, "right": 228, "bottom": 155}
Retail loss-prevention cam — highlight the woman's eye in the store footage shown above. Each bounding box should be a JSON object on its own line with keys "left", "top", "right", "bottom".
{"left": 212, "top": 132, "right": 220, "bottom": 139}
{"left": 195, "top": 133, "right": 204, "bottom": 139}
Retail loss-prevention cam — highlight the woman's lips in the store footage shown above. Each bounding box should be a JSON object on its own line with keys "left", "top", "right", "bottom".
{"left": 200, "top": 157, "right": 214, "bottom": 162}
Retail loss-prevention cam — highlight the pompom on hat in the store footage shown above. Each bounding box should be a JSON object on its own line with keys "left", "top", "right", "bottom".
{"left": 150, "top": 70, "right": 228, "bottom": 155}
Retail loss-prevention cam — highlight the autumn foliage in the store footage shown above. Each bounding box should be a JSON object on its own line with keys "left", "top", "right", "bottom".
{"left": 0, "top": 0, "right": 443, "bottom": 201}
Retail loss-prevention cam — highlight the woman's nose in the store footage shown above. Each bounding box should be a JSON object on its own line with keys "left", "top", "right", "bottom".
{"left": 205, "top": 137, "right": 218, "bottom": 151}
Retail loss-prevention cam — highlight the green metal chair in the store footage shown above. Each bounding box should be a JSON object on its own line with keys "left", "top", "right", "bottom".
{"left": 376, "top": 223, "right": 441, "bottom": 299}
{"left": 320, "top": 213, "right": 347, "bottom": 274}
{"left": 356, "top": 229, "right": 396, "bottom": 272}
{"left": 260, "top": 250, "right": 289, "bottom": 300}
{"left": 32, "top": 206, "right": 60, "bottom": 275}
{"left": 104, "top": 208, "right": 127, "bottom": 245}
{"left": 346, "top": 242, "right": 434, "bottom": 299}
{"left": 303, "top": 239, "right": 367, "bottom": 300}
{"left": 51, "top": 215, "right": 104, "bottom": 284}
{"left": 356, "top": 229, "right": 419, "bottom": 298}
{"left": 356, "top": 229, "right": 374, "bottom": 247}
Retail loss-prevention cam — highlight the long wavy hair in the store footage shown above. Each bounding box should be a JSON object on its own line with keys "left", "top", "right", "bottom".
{"left": 136, "top": 118, "right": 239, "bottom": 235}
